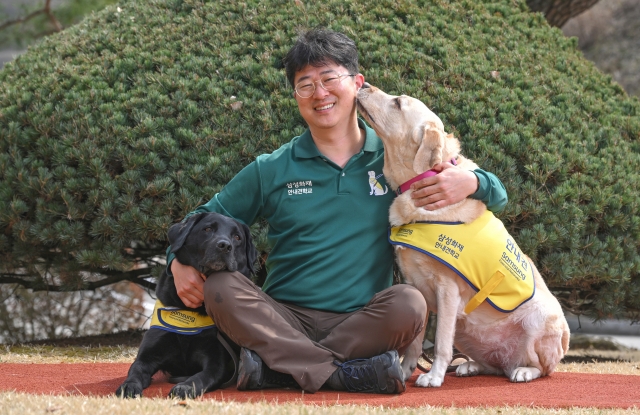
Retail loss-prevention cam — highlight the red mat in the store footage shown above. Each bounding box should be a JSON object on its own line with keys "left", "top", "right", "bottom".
{"left": 1, "top": 363, "right": 639, "bottom": 409}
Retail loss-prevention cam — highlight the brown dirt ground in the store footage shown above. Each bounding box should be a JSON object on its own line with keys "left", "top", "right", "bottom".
{"left": 3, "top": 330, "right": 639, "bottom": 409}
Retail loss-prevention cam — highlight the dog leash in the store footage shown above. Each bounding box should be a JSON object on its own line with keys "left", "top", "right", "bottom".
{"left": 217, "top": 331, "right": 240, "bottom": 388}
{"left": 417, "top": 351, "right": 470, "bottom": 373}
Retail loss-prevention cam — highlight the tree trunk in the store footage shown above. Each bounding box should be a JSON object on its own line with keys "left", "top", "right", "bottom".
{"left": 527, "top": 0, "right": 601, "bottom": 27}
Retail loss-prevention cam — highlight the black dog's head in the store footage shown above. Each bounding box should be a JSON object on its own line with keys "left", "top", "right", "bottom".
{"left": 168, "top": 213, "right": 258, "bottom": 278}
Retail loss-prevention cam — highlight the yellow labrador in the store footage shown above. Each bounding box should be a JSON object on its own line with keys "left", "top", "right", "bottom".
{"left": 356, "top": 84, "right": 569, "bottom": 387}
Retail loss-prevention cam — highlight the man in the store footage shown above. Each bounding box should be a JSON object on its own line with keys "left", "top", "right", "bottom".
{"left": 168, "top": 28, "right": 508, "bottom": 394}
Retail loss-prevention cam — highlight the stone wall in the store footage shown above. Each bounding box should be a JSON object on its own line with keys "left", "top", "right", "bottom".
{"left": 563, "top": 0, "right": 640, "bottom": 97}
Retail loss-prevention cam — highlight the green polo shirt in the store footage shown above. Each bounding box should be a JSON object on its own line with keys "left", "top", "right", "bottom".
{"left": 167, "top": 119, "right": 507, "bottom": 313}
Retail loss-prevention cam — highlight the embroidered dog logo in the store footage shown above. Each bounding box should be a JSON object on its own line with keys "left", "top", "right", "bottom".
{"left": 368, "top": 171, "right": 388, "bottom": 196}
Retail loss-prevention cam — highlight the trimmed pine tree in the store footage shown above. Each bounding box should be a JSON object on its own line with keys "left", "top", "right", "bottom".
{"left": 0, "top": 0, "right": 638, "bottom": 319}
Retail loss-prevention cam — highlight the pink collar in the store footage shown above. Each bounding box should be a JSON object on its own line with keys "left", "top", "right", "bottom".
{"left": 397, "top": 158, "right": 457, "bottom": 195}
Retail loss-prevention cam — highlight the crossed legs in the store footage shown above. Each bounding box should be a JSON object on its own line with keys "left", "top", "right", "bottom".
{"left": 204, "top": 271, "right": 426, "bottom": 392}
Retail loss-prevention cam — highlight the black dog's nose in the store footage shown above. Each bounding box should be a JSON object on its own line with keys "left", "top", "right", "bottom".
{"left": 217, "top": 240, "right": 232, "bottom": 252}
{"left": 362, "top": 82, "right": 371, "bottom": 89}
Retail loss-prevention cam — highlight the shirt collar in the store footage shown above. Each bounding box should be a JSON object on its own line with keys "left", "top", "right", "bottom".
{"left": 294, "top": 118, "right": 384, "bottom": 159}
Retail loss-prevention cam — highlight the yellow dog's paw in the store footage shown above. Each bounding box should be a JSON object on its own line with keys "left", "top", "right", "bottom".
{"left": 415, "top": 372, "right": 444, "bottom": 387}
{"left": 510, "top": 367, "right": 541, "bottom": 383}
{"left": 455, "top": 361, "right": 482, "bottom": 377}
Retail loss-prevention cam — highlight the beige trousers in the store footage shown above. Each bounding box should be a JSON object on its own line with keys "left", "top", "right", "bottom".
{"left": 203, "top": 271, "right": 426, "bottom": 393}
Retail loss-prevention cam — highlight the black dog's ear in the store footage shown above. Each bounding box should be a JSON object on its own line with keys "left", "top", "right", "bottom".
{"left": 168, "top": 214, "right": 205, "bottom": 253}
{"left": 242, "top": 223, "right": 259, "bottom": 275}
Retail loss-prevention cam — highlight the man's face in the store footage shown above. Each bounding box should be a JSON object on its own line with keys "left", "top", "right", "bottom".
{"left": 293, "top": 62, "right": 365, "bottom": 132}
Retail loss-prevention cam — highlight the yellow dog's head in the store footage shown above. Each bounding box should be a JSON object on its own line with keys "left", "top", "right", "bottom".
{"left": 356, "top": 84, "right": 460, "bottom": 189}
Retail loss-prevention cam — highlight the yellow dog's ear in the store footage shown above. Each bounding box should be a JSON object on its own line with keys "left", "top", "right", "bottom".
{"left": 413, "top": 125, "right": 444, "bottom": 174}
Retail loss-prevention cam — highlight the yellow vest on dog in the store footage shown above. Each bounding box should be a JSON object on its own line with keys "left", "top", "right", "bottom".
{"left": 149, "top": 299, "right": 215, "bottom": 335}
{"left": 389, "top": 210, "right": 535, "bottom": 314}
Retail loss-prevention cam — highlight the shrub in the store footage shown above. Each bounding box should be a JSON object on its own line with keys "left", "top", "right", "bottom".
{"left": 0, "top": 0, "right": 638, "bottom": 319}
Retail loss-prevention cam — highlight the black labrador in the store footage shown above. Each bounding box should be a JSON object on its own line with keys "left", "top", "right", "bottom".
{"left": 116, "top": 212, "right": 258, "bottom": 398}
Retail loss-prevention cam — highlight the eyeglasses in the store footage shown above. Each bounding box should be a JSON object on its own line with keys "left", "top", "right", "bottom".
{"left": 294, "top": 73, "right": 356, "bottom": 98}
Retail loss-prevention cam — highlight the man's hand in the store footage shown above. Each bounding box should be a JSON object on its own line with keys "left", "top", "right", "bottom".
{"left": 171, "top": 259, "right": 206, "bottom": 308}
{"left": 410, "top": 161, "right": 478, "bottom": 210}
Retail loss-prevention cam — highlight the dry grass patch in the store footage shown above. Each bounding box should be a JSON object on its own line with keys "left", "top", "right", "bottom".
{"left": 558, "top": 349, "right": 640, "bottom": 375}
{"left": 0, "top": 392, "right": 638, "bottom": 415}
{"left": 0, "top": 344, "right": 137, "bottom": 363}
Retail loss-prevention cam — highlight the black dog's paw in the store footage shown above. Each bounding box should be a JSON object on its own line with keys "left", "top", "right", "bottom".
{"left": 115, "top": 382, "right": 143, "bottom": 398}
{"left": 169, "top": 383, "right": 201, "bottom": 399}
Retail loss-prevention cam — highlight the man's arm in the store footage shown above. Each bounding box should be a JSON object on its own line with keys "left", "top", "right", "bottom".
{"left": 169, "top": 257, "right": 207, "bottom": 308}
{"left": 468, "top": 168, "right": 508, "bottom": 212}
{"left": 409, "top": 161, "right": 508, "bottom": 213}
{"left": 166, "top": 161, "right": 265, "bottom": 307}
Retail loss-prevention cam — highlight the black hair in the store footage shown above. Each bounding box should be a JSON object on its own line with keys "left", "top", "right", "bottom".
{"left": 283, "top": 27, "right": 359, "bottom": 88}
